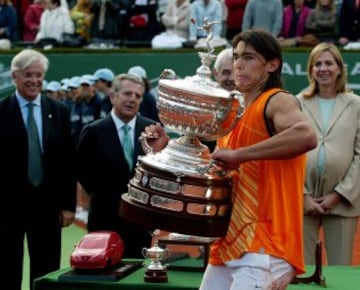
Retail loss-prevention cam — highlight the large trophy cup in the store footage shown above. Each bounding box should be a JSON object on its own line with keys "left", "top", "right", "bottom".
{"left": 120, "top": 21, "right": 245, "bottom": 238}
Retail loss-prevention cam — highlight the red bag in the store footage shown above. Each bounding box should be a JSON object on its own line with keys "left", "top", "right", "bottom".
{"left": 130, "top": 14, "right": 148, "bottom": 28}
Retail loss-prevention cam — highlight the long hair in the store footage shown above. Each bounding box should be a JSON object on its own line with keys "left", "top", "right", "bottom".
{"left": 232, "top": 28, "right": 283, "bottom": 90}
{"left": 303, "top": 42, "right": 348, "bottom": 98}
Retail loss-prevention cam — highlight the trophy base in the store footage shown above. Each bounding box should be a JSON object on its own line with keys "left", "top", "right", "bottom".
{"left": 144, "top": 269, "right": 168, "bottom": 283}
{"left": 120, "top": 193, "right": 229, "bottom": 237}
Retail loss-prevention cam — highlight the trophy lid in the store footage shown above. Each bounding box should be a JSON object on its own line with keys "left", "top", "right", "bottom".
{"left": 158, "top": 18, "right": 235, "bottom": 101}
{"left": 159, "top": 77, "right": 230, "bottom": 99}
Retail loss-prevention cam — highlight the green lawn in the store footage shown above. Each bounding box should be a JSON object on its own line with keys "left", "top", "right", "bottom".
{"left": 22, "top": 224, "right": 86, "bottom": 290}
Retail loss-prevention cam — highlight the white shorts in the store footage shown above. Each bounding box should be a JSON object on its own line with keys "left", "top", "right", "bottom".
{"left": 199, "top": 253, "right": 295, "bottom": 290}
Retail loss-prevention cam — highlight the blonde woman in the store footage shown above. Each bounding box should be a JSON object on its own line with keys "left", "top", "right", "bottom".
{"left": 298, "top": 43, "right": 360, "bottom": 265}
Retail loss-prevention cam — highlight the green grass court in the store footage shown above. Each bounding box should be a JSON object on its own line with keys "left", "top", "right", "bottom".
{"left": 22, "top": 224, "right": 86, "bottom": 290}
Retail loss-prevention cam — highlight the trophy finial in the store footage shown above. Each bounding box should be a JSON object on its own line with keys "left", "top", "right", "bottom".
{"left": 191, "top": 17, "right": 220, "bottom": 55}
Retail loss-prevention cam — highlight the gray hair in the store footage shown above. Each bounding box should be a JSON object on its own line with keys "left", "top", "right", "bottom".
{"left": 111, "top": 73, "right": 145, "bottom": 92}
{"left": 11, "top": 49, "right": 49, "bottom": 74}
{"left": 213, "top": 48, "right": 233, "bottom": 72}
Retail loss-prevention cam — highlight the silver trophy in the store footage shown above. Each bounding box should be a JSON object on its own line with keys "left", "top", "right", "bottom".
{"left": 120, "top": 19, "right": 245, "bottom": 237}
{"left": 142, "top": 240, "right": 170, "bottom": 282}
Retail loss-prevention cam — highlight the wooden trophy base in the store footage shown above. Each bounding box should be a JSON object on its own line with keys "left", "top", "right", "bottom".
{"left": 144, "top": 269, "right": 168, "bottom": 283}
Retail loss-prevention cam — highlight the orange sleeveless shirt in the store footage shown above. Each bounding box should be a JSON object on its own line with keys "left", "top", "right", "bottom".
{"left": 209, "top": 88, "right": 306, "bottom": 275}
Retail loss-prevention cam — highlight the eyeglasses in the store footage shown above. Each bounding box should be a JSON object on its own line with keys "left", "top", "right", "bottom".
{"left": 18, "top": 72, "right": 44, "bottom": 79}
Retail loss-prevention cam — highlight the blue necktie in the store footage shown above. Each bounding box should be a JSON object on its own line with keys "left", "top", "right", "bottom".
{"left": 122, "top": 124, "right": 133, "bottom": 170}
{"left": 27, "top": 103, "right": 43, "bottom": 186}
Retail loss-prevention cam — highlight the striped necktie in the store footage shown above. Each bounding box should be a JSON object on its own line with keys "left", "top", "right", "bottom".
{"left": 122, "top": 124, "right": 133, "bottom": 170}
{"left": 27, "top": 103, "right": 43, "bottom": 186}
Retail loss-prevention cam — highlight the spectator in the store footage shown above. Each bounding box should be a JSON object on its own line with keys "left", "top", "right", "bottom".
{"left": 90, "top": 0, "right": 123, "bottom": 40}
{"left": 93, "top": 67, "right": 115, "bottom": 118}
{"left": 161, "top": 0, "right": 191, "bottom": 39}
{"left": 242, "top": 0, "right": 283, "bottom": 37}
{"left": 338, "top": 0, "right": 360, "bottom": 46}
{"left": 298, "top": 43, "right": 360, "bottom": 265}
{"left": 22, "top": 0, "right": 46, "bottom": 41}
{"left": 35, "top": 0, "right": 74, "bottom": 45}
{"left": 58, "top": 81, "right": 70, "bottom": 103}
{"left": 278, "top": 0, "right": 312, "bottom": 47}
{"left": 212, "top": 47, "right": 235, "bottom": 92}
{"left": 45, "top": 80, "right": 62, "bottom": 100}
{"left": 189, "top": 0, "right": 223, "bottom": 41}
{"left": 76, "top": 73, "right": 156, "bottom": 258}
{"left": 141, "top": 28, "right": 317, "bottom": 289}
{"left": 0, "top": 49, "right": 76, "bottom": 290}
{"left": 79, "top": 74, "right": 102, "bottom": 130}
{"left": 151, "top": 0, "right": 191, "bottom": 48}
{"left": 304, "top": 0, "right": 337, "bottom": 43}
{"left": 59, "top": 78, "right": 71, "bottom": 107}
{"left": 128, "top": 65, "right": 160, "bottom": 123}
{"left": 157, "top": 0, "right": 171, "bottom": 28}
{"left": 126, "top": 0, "right": 161, "bottom": 43}
{"left": 67, "top": 76, "right": 83, "bottom": 144}
{"left": 9, "top": 0, "right": 30, "bottom": 40}
{"left": 76, "top": 74, "right": 103, "bottom": 225}
{"left": 70, "top": 0, "right": 94, "bottom": 43}
{"left": 224, "top": 0, "right": 248, "bottom": 41}
{"left": 0, "top": 0, "right": 18, "bottom": 41}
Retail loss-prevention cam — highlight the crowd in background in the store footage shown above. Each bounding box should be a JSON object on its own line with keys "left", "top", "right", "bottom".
{"left": 0, "top": 0, "right": 359, "bottom": 49}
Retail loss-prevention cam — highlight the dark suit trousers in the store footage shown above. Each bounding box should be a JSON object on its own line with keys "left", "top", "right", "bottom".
{"left": 0, "top": 184, "right": 62, "bottom": 290}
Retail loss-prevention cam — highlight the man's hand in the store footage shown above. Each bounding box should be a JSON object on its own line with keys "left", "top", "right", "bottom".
{"left": 141, "top": 123, "right": 169, "bottom": 153}
{"left": 60, "top": 210, "right": 75, "bottom": 227}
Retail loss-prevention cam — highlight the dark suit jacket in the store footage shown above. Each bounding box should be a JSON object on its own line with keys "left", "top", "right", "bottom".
{"left": 76, "top": 114, "right": 155, "bottom": 257}
{"left": 0, "top": 92, "right": 77, "bottom": 289}
{"left": 0, "top": 94, "right": 77, "bottom": 221}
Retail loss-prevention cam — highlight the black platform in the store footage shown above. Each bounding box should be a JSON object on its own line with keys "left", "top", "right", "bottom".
{"left": 58, "top": 261, "right": 144, "bottom": 282}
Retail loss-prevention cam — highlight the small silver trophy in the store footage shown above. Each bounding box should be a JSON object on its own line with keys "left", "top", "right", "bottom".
{"left": 142, "top": 238, "right": 170, "bottom": 283}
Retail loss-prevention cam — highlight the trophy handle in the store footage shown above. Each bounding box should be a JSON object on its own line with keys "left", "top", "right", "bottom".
{"left": 196, "top": 159, "right": 228, "bottom": 177}
{"left": 139, "top": 133, "right": 154, "bottom": 155}
{"left": 230, "top": 91, "right": 246, "bottom": 119}
{"left": 142, "top": 247, "right": 148, "bottom": 258}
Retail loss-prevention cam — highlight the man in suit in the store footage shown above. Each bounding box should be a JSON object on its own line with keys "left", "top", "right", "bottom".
{"left": 76, "top": 73, "right": 156, "bottom": 258}
{"left": 0, "top": 49, "right": 77, "bottom": 290}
